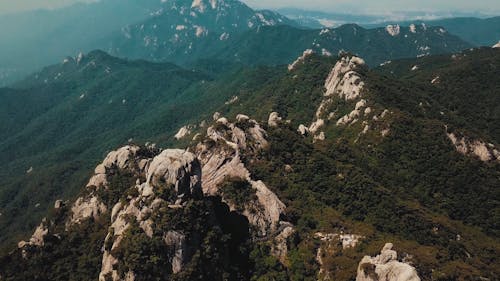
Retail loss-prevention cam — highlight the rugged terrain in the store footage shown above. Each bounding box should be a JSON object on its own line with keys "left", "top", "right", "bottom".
{"left": 0, "top": 0, "right": 481, "bottom": 87}
{"left": 1, "top": 48, "right": 499, "bottom": 280}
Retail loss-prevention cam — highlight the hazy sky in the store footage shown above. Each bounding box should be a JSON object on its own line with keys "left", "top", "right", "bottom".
{"left": 0, "top": 0, "right": 499, "bottom": 14}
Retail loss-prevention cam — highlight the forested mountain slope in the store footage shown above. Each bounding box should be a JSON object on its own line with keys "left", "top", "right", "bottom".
{"left": 0, "top": 0, "right": 477, "bottom": 87}
{"left": 1, "top": 48, "right": 499, "bottom": 281}
{"left": 107, "top": 18, "right": 472, "bottom": 67}
{"left": 0, "top": 50, "right": 275, "bottom": 247}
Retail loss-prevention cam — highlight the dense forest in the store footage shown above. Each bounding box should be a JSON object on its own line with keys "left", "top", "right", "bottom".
{"left": 1, "top": 48, "right": 499, "bottom": 280}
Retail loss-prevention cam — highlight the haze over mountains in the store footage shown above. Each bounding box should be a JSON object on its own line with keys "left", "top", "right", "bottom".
{"left": 0, "top": 0, "right": 498, "bottom": 86}
{"left": 0, "top": 0, "right": 499, "bottom": 280}
{"left": 280, "top": 9, "right": 500, "bottom": 46}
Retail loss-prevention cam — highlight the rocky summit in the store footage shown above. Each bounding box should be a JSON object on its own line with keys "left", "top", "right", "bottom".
{"left": 2, "top": 49, "right": 499, "bottom": 280}
{"left": 0, "top": 1, "right": 499, "bottom": 280}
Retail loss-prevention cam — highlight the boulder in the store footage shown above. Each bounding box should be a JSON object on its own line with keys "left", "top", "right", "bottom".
{"left": 146, "top": 149, "right": 202, "bottom": 199}
{"left": 268, "top": 112, "right": 282, "bottom": 127}
{"left": 356, "top": 243, "right": 420, "bottom": 281}
{"left": 174, "top": 126, "right": 192, "bottom": 140}
{"left": 298, "top": 124, "right": 309, "bottom": 136}
{"left": 102, "top": 145, "right": 139, "bottom": 170}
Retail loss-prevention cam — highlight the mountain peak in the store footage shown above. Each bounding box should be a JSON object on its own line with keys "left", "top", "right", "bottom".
{"left": 191, "top": 0, "right": 218, "bottom": 11}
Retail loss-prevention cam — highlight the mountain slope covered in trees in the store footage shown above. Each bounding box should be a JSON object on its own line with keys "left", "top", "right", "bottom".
{"left": 1, "top": 48, "right": 499, "bottom": 281}
{"left": 0, "top": 0, "right": 477, "bottom": 87}
{"left": 0, "top": 50, "right": 271, "bottom": 247}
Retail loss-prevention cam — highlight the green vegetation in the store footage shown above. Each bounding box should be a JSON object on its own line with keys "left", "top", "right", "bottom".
{"left": 0, "top": 216, "right": 109, "bottom": 281}
{"left": 112, "top": 221, "right": 172, "bottom": 280}
{"left": 1, "top": 48, "right": 499, "bottom": 280}
{"left": 220, "top": 177, "right": 258, "bottom": 212}
{"left": 0, "top": 51, "right": 278, "bottom": 248}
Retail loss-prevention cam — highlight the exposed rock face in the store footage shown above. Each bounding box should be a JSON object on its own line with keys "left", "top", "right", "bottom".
{"left": 225, "top": 95, "right": 239, "bottom": 105}
{"left": 195, "top": 115, "right": 287, "bottom": 237}
{"left": 164, "top": 231, "right": 187, "bottom": 274}
{"left": 102, "top": 145, "right": 140, "bottom": 171}
{"left": 288, "top": 49, "right": 314, "bottom": 71}
{"left": 69, "top": 145, "right": 143, "bottom": 226}
{"left": 356, "top": 243, "right": 421, "bottom": 281}
{"left": 271, "top": 224, "right": 295, "bottom": 264}
{"left": 315, "top": 232, "right": 363, "bottom": 250}
{"left": 386, "top": 25, "right": 401, "bottom": 36}
{"left": 18, "top": 222, "right": 49, "bottom": 249}
{"left": 447, "top": 131, "right": 500, "bottom": 162}
{"left": 174, "top": 125, "right": 192, "bottom": 140}
{"left": 305, "top": 55, "right": 393, "bottom": 141}
{"left": 99, "top": 148, "right": 201, "bottom": 280}
{"left": 17, "top": 143, "right": 203, "bottom": 279}
{"left": 69, "top": 196, "right": 107, "bottom": 225}
{"left": 308, "top": 55, "right": 368, "bottom": 139}
{"left": 324, "top": 56, "right": 366, "bottom": 101}
{"left": 17, "top": 114, "right": 292, "bottom": 277}
{"left": 298, "top": 124, "right": 309, "bottom": 136}
{"left": 146, "top": 149, "right": 202, "bottom": 198}
{"left": 268, "top": 112, "right": 282, "bottom": 127}
{"left": 337, "top": 99, "right": 367, "bottom": 126}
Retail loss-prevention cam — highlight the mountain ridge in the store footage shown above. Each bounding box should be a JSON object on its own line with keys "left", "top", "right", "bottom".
{"left": 2, "top": 48, "right": 499, "bottom": 280}
{"left": 0, "top": 0, "right": 480, "bottom": 87}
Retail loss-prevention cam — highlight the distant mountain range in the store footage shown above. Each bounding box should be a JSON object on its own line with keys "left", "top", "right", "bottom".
{"left": 278, "top": 8, "right": 500, "bottom": 46}
{"left": 0, "top": 0, "right": 496, "bottom": 87}
{"left": 206, "top": 24, "right": 471, "bottom": 66}
{"left": 368, "top": 17, "right": 500, "bottom": 46}
{"left": 0, "top": 0, "right": 293, "bottom": 86}
{"left": 0, "top": 1, "right": 499, "bottom": 279}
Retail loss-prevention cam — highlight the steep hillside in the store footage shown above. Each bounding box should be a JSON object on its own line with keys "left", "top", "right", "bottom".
{"left": 104, "top": 0, "right": 296, "bottom": 63}
{"left": 0, "top": 0, "right": 294, "bottom": 86}
{"left": 104, "top": 12, "right": 472, "bottom": 67}
{"left": 0, "top": 50, "right": 282, "bottom": 248}
{"left": 370, "top": 17, "right": 500, "bottom": 47}
{"left": 209, "top": 23, "right": 471, "bottom": 66}
{"left": 1, "top": 49, "right": 499, "bottom": 280}
{"left": 0, "top": 0, "right": 477, "bottom": 87}
{"left": 0, "top": 0, "right": 164, "bottom": 86}
{"left": 277, "top": 9, "right": 500, "bottom": 47}
{"left": 375, "top": 47, "right": 500, "bottom": 142}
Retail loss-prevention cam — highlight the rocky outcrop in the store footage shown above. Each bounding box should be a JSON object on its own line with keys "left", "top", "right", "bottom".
{"left": 271, "top": 224, "right": 295, "bottom": 264}
{"left": 315, "top": 232, "right": 364, "bottom": 280}
{"left": 225, "top": 96, "right": 239, "bottom": 105}
{"left": 99, "top": 148, "right": 202, "bottom": 280}
{"left": 324, "top": 56, "right": 366, "bottom": 101}
{"left": 194, "top": 115, "right": 287, "bottom": 237}
{"left": 288, "top": 49, "right": 314, "bottom": 71}
{"left": 18, "top": 222, "right": 49, "bottom": 249}
{"left": 305, "top": 55, "right": 394, "bottom": 141}
{"left": 447, "top": 131, "right": 500, "bottom": 162}
{"left": 17, "top": 113, "right": 291, "bottom": 278}
{"left": 386, "top": 25, "right": 401, "bottom": 36}
{"left": 298, "top": 124, "right": 309, "bottom": 136}
{"left": 268, "top": 112, "right": 282, "bottom": 127}
{"left": 146, "top": 149, "right": 202, "bottom": 197}
{"left": 306, "top": 55, "right": 368, "bottom": 139}
{"left": 69, "top": 196, "right": 107, "bottom": 225}
{"left": 163, "top": 231, "right": 187, "bottom": 274}
{"left": 336, "top": 99, "right": 367, "bottom": 126}
{"left": 174, "top": 126, "right": 192, "bottom": 140}
{"left": 69, "top": 145, "right": 142, "bottom": 225}
{"left": 356, "top": 243, "right": 421, "bottom": 281}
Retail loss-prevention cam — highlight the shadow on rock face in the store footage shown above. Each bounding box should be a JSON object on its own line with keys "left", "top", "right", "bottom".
{"left": 209, "top": 195, "right": 252, "bottom": 274}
